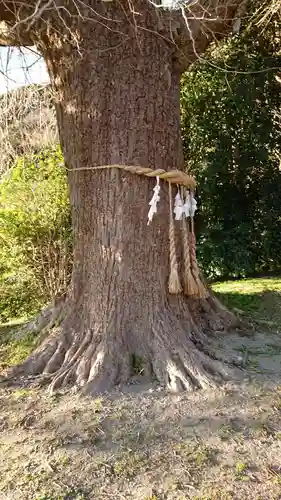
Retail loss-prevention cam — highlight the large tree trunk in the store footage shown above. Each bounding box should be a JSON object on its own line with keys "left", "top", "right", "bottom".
{"left": 13, "top": 3, "right": 240, "bottom": 394}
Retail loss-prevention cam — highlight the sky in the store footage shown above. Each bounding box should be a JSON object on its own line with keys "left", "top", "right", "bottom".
{"left": 0, "top": 47, "right": 49, "bottom": 94}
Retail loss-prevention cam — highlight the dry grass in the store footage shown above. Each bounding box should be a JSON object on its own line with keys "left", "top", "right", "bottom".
{"left": 0, "top": 85, "right": 57, "bottom": 175}
{"left": 0, "top": 372, "right": 281, "bottom": 499}
{"left": 255, "top": 0, "right": 281, "bottom": 26}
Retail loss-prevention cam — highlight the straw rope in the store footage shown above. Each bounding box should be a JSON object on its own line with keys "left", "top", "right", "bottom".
{"left": 180, "top": 188, "right": 198, "bottom": 296}
{"left": 189, "top": 218, "right": 209, "bottom": 299}
{"left": 68, "top": 164, "right": 196, "bottom": 189}
{"left": 168, "top": 182, "right": 182, "bottom": 294}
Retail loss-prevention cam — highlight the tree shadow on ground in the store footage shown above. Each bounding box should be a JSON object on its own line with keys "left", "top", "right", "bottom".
{"left": 1, "top": 381, "right": 281, "bottom": 499}
{"left": 36, "top": 384, "right": 278, "bottom": 454}
{"left": 0, "top": 321, "right": 26, "bottom": 341}
{"left": 215, "top": 289, "right": 281, "bottom": 327}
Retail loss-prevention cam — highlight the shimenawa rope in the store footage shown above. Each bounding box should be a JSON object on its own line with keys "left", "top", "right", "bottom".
{"left": 180, "top": 187, "right": 199, "bottom": 297}
{"left": 69, "top": 163, "right": 207, "bottom": 298}
{"left": 68, "top": 163, "right": 197, "bottom": 189}
{"left": 168, "top": 182, "right": 182, "bottom": 294}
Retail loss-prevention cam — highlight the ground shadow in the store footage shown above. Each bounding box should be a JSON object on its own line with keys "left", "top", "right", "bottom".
{"left": 1, "top": 378, "right": 281, "bottom": 499}
{"left": 215, "top": 289, "right": 281, "bottom": 327}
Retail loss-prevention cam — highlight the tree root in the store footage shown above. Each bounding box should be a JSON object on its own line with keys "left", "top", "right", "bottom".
{"left": 151, "top": 311, "right": 236, "bottom": 392}
{"left": 8, "top": 303, "right": 243, "bottom": 395}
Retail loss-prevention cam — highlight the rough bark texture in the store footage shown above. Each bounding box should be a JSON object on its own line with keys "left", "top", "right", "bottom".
{"left": 10, "top": 2, "right": 242, "bottom": 394}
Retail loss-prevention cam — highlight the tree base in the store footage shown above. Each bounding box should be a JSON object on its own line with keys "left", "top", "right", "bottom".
{"left": 8, "top": 297, "right": 243, "bottom": 396}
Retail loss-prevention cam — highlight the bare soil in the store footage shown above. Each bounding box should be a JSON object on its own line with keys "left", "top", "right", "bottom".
{"left": 0, "top": 329, "right": 281, "bottom": 500}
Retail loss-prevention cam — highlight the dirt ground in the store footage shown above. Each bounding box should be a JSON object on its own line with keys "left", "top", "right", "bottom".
{"left": 0, "top": 329, "right": 281, "bottom": 500}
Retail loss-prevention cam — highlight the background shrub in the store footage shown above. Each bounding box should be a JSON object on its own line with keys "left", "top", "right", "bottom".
{"left": 0, "top": 146, "right": 71, "bottom": 322}
{"left": 181, "top": 18, "right": 281, "bottom": 279}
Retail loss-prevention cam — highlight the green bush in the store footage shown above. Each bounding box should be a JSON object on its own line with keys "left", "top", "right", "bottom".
{"left": 181, "top": 16, "right": 281, "bottom": 279}
{"left": 0, "top": 146, "right": 71, "bottom": 322}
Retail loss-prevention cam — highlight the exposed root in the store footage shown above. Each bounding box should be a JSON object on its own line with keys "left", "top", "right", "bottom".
{"left": 151, "top": 312, "right": 237, "bottom": 392}
{"left": 7, "top": 301, "right": 244, "bottom": 396}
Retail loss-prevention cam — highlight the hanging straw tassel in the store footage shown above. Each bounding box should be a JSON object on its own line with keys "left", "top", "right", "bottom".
{"left": 189, "top": 216, "right": 209, "bottom": 299}
{"left": 181, "top": 187, "right": 198, "bottom": 296}
{"left": 168, "top": 182, "right": 182, "bottom": 294}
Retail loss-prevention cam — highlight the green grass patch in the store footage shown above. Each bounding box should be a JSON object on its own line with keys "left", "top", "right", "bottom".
{"left": 0, "top": 276, "right": 281, "bottom": 374}
{"left": 0, "top": 325, "right": 37, "bottom": 373}
{"left": 211, "top": 277, "right": 281, "bottom": 326}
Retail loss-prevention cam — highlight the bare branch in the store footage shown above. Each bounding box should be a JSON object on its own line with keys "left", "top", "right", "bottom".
{"left": 0, "top": 0, "right": 40, "bottom": 45}
{"left": 14, "top": 0, "right": 53, "bottom": 31}
{"left": 0, "top": 0, "right": 248, "bottom": 71}
{"left": 163, "top": 0, "right": 248, "bottom": 70}
{"left": 255, "top": 0, "right": 281, "bottom": 26}
{"left": 0, "top": 83, "right": 57, "bottom": 174}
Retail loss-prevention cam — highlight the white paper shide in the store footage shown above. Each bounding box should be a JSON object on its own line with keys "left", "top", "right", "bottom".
{"left": 147, "top": 176, "right": 161, "bottom": 225}
{"left": 173, "top": 190, "right": 184, "bottom": 220}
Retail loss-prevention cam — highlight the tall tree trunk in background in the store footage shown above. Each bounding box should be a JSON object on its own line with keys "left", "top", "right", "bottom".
{"left": 9, "top": 2, "right": 242, "bottom": 394}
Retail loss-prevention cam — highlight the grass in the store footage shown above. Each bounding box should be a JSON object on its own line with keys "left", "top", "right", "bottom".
{"left": 211, "top": 277, "right": 281, "bottom": 327}
{"left": 235, "top": 461, "right": 248, "bottom": 477}
{"left": 0, "top": 328, "right": 37, "bottom": 373}
{"left": 1, "top": 382, "right": 281, "bottom": 499}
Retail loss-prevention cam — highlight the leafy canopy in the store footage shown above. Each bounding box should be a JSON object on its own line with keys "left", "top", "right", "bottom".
{"left": 181, "top": 18, "right": 281, "bottom": 279}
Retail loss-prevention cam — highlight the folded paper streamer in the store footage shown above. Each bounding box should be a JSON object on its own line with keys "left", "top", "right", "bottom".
{"left": 174, "top": 190, "right": 184, "bottom": 220}
{"left": 147, "top": 176, "right": 161, "bottom": 225}
{"left": 173, "top": 189, "right": 197, "bottom": 220}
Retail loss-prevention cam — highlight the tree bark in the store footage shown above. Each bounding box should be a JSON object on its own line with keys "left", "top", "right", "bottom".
{"left": 11, "top": 2, "right": 241, "bottom": 394}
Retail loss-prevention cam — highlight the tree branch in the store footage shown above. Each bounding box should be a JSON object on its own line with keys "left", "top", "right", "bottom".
{"left": 0, "top": 20, "right": 32, "bottom": 45}
{"left": 0, "top": 0, "right": 51, "bottom": 46}
{"left": 0, "top": 0, "right": 248, "bottom": 68}
{"left": 161, "top": 0, "right": 249, "bottom": 70}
